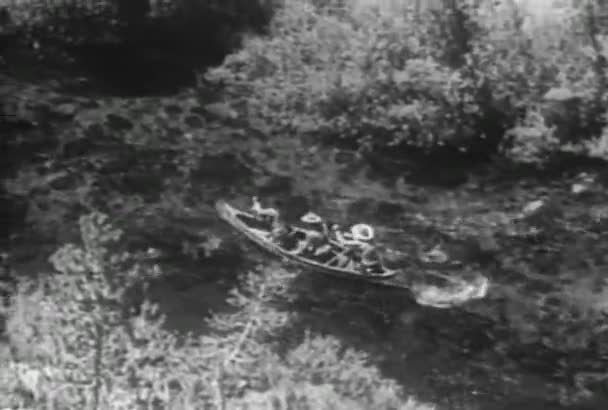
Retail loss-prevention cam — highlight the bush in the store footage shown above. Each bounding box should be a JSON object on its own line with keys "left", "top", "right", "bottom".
{"left": 207, "top": 0, "right": 608, "bottom": 164}
{"left": 1, "top": 212, "right": 434, "bottom": 410}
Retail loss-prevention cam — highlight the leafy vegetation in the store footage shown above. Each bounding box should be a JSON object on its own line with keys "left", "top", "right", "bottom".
{"left": 0, "top": 213, "right": 433, "bottom": 409}
{"left": 207, "top": 0, "right": 608, "bottom": 164}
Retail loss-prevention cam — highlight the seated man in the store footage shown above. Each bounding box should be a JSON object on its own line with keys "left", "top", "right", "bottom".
{"left": 327, "top": 223, "right": 345, "bottom": 244}
{"left": 272, "top": 211, "right": 317, "bottom": 251}
{"left": 359, "top": 243, "right": 384, "bottom": 275}
{"left": 300, "top": 212, "right": 326, "bottom": 234}
{"left": 285, "top": 212, "right": 331, "bottom": 257}
{"left": 333, "top": 223, "right": 375, "bottom": 248}
{"left": 337, "top": 223, "right": 382, "bottom": 275}
{"left": 300, "top": 229, "right": 328, "bottom": 258}
{"left": 250, "top": 196, "right": 282, "bottom": 230}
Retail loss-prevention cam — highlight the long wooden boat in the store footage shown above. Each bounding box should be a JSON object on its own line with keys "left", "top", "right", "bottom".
{"left": 216, "top": 200, "right": 489, "bottom": 308}
{"left": 216, "top": 200, "right": 398, "bottom": 279}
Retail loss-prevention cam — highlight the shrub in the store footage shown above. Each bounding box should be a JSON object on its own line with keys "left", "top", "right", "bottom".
{"left": 471, "top": 0, "right": 608, "bottom": 160}
{"left": 1, "top": 212, "right": 433, "bottom": 409}
{"left": 3, "top": 212, "right": 193, "bottom": 408}
{"left": 207, "top": 0, "right": 608, "bottom": 164}
{"left": 207, "top": 0, "right": 464, "bottom": 149}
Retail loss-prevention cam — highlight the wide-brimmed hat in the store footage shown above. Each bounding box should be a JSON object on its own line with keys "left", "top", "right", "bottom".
{"left": 301, "top": 212, "right": 322, "bottom": 224}
{"left": 350, "top": 223, "right": 374, "bottom": 241}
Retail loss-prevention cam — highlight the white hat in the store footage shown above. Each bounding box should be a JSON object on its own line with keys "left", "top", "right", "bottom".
{"left": 301, "top": 212, "right": 322, "bottom": 224}
{"left": 351, "top": 224, "right": 374, "bottom": 241}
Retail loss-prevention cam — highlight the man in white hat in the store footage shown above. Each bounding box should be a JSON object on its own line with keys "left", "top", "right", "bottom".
{"left": 294, "top": 212, "right": 335, "bottom": 257}
{"left": 332, "top": 223, "right": 373, "bottom": 247}
{"left": 300, "top": 212, "right": 326, "bottom": 233}
{"left": 251, "top": 196, "right": 278, "bottom": 220}
{"left": 334, "top": 223, "right": 383, "bottom": 275}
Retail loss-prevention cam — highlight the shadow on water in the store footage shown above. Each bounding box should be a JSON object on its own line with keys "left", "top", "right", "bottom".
{"left": 68, "top": 43, "right": 198, "bottom": 97}
{"left": 1, "top": 0, "right": 274, "bottom": 97}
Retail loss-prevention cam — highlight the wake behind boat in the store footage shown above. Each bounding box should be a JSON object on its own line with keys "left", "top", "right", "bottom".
{"left": 216, "top": 199, "right": 489, "bottom": 308}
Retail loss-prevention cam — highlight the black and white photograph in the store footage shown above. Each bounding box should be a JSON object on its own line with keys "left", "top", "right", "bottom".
{"left": 1, "top": 0, "right": 607, "bottom": 409}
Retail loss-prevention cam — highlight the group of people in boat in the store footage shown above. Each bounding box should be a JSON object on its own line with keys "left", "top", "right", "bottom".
{"left": 249, "top": 197, "right": 384, "bottom": 275}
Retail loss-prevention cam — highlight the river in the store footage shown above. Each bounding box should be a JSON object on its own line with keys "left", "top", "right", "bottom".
{"left": 2, "top": 51, "right": 608, "bottom": 410}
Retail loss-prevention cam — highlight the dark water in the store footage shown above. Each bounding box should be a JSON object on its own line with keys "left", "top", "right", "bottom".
{"left": 138, "top": 172, "right": 579, "bottom": 410}
{"left": 3, "top": 55, "right": 607, "bottom": 410}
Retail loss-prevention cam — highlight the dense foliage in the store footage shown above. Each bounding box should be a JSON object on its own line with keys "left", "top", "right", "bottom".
{"left": 0, "top": 213, "right": 433, "bottom": 409}
{"left": 207, "top": 0, "right": 608, "bottom": 164}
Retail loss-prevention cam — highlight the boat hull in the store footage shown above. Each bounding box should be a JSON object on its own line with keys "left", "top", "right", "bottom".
{"left": 216, "top": 200, "right": 399, "bottom": 281}
{"left": 216, "top": 200, "right": 490, "bottom": 306}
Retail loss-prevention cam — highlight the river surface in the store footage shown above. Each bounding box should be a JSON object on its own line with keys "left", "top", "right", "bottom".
{"left": 2, "top": 57, "right": 608, "bottom": 410}
{"left": 143, "top": 177, "right": 558, "bottom": 410}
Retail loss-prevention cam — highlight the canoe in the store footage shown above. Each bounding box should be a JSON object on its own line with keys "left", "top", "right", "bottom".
{"left": 215, "top": 200, "right": 398, "bottom": 279}
{"left": 216, "top": 200, "right": 490, "bottom": 308}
